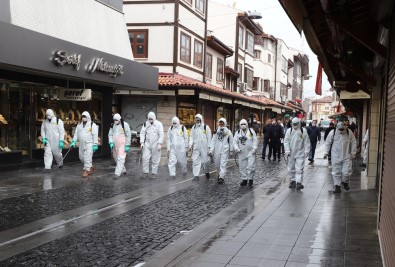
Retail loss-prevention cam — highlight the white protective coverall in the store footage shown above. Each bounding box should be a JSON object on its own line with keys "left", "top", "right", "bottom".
{"left": 284, "top": 120, "right": 311, "bottom": 184}
{"left": 189, "top": 114, "right": 212, "bottom": 177}
{"left": 41, "top": 109, "right": 65, "bottom": 169}
{"left": 72, "top": 111, "right": 99, "bottom": 171}
{"left": 363, "top": 129, "right": 369, "bottom": 164}
{"left": 233, "top": 119, "right": 258, "bottom": 181}
{"left": 108, "top": 113, "right": 131, "bottom": 176}
{"left": 167, "top": 117, "right": 188, "bottom": 176}
{"left": 325, "top": 123, "right": 357, "bottom": 186}
{"left": 209, "top": 118, "right": 234, "bottom": 179}
{"left": 140, "top": 112, "right": 164, "bottom": 175}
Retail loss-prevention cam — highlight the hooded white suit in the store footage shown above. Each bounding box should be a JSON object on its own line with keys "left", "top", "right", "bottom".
{"left": 108, "top": 113, "right": 131, "bottom": 176}
{"left": 233, "top": 119, "right": 258, "bottom": 181}
{"left": 284, "top": 118, "right": 311, "bottom": 184}
{"left": 140, "top": 112, "right": 164, "bottom": 174}
{"left": 325, "top": 122, "right": 357, "bottom": 186}
{"left": 167, "top": 117, "right": 188, "bottom": 176}
{"left": 189, "top": 114, "right": 212, "bottom": 177}
{"left": 209, "top": 118, "right": 233, "bottom": 179}
{"left": 41, "top": 109, "right": 65, "bottom": 169}
{"left": 72, "top": 111, "right": 99, "bottom": 171}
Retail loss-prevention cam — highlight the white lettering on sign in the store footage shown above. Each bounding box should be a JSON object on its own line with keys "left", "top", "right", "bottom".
{"left": 88, "top": 58, "right": 124, "bottom": 78}
{"left": 53, "top": 50, "right": 82, "bottom": 70}
{"left": 58, "top": 89, "right": 92, "bottom": 101}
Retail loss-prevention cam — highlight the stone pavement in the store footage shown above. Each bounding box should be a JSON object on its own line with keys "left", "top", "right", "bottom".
{"left": 144, "top": 150, "right": 382, "bottom": 267}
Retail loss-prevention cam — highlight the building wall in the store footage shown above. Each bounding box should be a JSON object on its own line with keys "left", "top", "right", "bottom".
{"left": 274, "top": 39, "right": 289, "bottom": 102}
{"left": 124, "top": 3, "right": 175, "bottom": 23}
{"left": 205, "top": 47, "right": 225, "bottom": 86}
{"left": 10, "top": 0, "right": 133, "bottom": 59}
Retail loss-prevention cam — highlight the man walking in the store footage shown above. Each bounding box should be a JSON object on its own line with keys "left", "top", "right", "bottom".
{"left": 284, "top": 118, "right": 310, "bottom": 190}
{"left": 234, "top": 119, "right": 258, "bottom": 186}
{"left": 189, "top": 114, "right": 212, "bottom": 179}
{"left": 324, "top": 121, "right": 335, "bottom": 163}
{"left": 108, "top": 113, "right": 131, "bottom": 178}
{"left": 41, "top": 109, "right": 65, "bottom": 170}
{"left": 268, "top": 119, "right": 284, "bottom": 161}
{"left": 261, "top": 119, "right": 272, "bottom": 160}
{"left": 140, "top": 111, "right": 164, "bottom": 176}
{"left": 324, "top": 121, "right": 357, "bottom": 193}
{"left": 209, "top": 118, "right": 233, "bottom": 184}
{"left": 167, "top": 116, "right": 188, "bottom": 177}
{"left": 307, "top": 120, "right": 321, "bottom": 162}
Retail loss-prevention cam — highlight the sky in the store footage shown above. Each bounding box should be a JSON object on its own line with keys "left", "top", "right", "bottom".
{"left": 210, "top": 0, "right": 332, "bottom": 99}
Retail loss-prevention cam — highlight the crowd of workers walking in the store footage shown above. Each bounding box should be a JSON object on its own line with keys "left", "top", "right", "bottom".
{"left": 40, "top": 108, "right": 359, "bottom": 193}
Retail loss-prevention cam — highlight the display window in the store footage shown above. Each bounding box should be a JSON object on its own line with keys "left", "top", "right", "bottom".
{"left": 177, "top": 102, "right": 196, "bottom": 129}
{"left": 0, "top": 80, "right": 103, "bottom": 158}
{"left": 216, "top": 106, "right": 230, "bottom": 126}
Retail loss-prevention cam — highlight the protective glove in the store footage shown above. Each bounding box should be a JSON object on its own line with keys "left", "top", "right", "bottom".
{"left": 109, "top": 142, "right": 114, "bottom": 149}
{"left": 92, "top": 144, "right": 98, "bottom": 152}
{"left": 125, "top": 145, "right": 130, "bottom": 153}
{"left": 157, "top": 144, "right": 162, "bottom": 151}
{"left": 140, "top": 143, "right": 144, "bottom": 150}
{"left": 252, "top": 148, "right": 256, "bottom": 155}
{"left": 42, "top": 137, "right": 48, "bottom": 145}
{"left": 70, "top": 140, "right": 77, "bottom": 148}
{"left": 323, "top": 153, "right": 328, "bottom": 159}
{"left": 235, "top": 148, "right": 241, "bottom": 153}
{"left": 188, "top": 145, "right": 192, "bottom": 152}
{"left": 284, "top": 151, "right": 290, "bottom": 157}
{"left": 304, "top": 152, "right": 309, "bottom": 158}
{"left": 59, "top": 140, "right": 64, "bottom": 150}
{"left": 208, "top": 150, "right": 213, "bottom": 156}
{"left": 230, "top": 151, "right": 234, "bottom": 157}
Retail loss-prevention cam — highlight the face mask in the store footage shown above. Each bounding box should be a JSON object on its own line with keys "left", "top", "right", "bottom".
{"left": 46, "top": 115, "right": 52, "bottom": 121}
{"left": 272, "top": 121, "right": 276, "bottom": 125}
{"left": 339, "top": 128, "right": 345, "bottom": 133}
{"left": 114, "top": 120, "right": 120, "bottom": 125}
{"left": 240, "top": 124, "right": 247, "bottom": 130}
{"left": 312, "top": 123, "right": 316, "bottom": 127}
{"left": 292, "top": 124, "right": 299, "bottom": 129}
{"left": 82, "top": 117, "right": 88, "bottom": 122}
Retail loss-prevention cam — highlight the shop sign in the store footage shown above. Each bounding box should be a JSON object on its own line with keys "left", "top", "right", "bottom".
{"left": 250, "top": 103, "right": 262, "bottom": 109}
{"left": 114, "top": 89, "right": 175, "bottom": 96}
{"left": 178, "top": 89, "right": 195, "bottom": 95}
{"left": 58, "top": 89, "right": 92, "bottom": 101}
{"left": 340, "top": 90, "right": 370, "bottom": 99}
{"left": 53, "top": 50, "right": 124, "bottom": 78}
{"left": 222, "top": 97, "right": 232, "bottom": 104}
{"left": 199, "top": 93, "right": 210, "bottom": 100}
{"left": 210, "top": 95, "right": 222, "bottom": 102}
{"left": 271, "top": 107, "right": 282, "bottom": 113}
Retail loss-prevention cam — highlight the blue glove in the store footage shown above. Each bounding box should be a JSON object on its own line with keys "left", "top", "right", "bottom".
{"left": 125, "top": 145, "right": 130, "bottom": 153}
{"left": 59, "top": 140, "right": 64, "bottom": 150}
{"left": 70, "top": 140, "right": 76, "bottom": 148}
{"left": 109, "top": 142, "right": 114, "bottom": 149}
{"left": 42, "top": 137, "right": 48, "bottom": 145}
{"left": 92, "top": 144, "right": 98, "bottom": 152}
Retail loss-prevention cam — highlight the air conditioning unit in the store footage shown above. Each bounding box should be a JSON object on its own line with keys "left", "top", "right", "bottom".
{"left": 239, "top": 82, "right": 247, "bottom": 93}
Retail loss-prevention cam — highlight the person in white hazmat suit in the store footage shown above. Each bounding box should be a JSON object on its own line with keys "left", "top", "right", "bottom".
{"left": 108, "top": 113, "right": 131, "bottom": 177}
{"left": 140, "top": 112, "right": 164, "bottom": 175}
{"left": 360, "top": 129, "right": 369, "bottom": 168}
{"left": 233, "top": 119, "right": 258, "bottom": 187}
{"left": 324, "top": 121, "right": 357, "bottom": 193}
{"left": 209, "top": 118, "right": 234, "bottom": 184}
{"left": 70, "top": 111, "right": 99, "bottom": 178}
{"left": 189, "top": 114, "right": 212, "bottom": 179}
{"left": 167, "top": 117, "right": 188, "bottom": 177}
{"left": 284, "top": 117, "right": 311, "bottom": 190}
{"left": 41, "top": 109, "right": 65, "bottom": 169}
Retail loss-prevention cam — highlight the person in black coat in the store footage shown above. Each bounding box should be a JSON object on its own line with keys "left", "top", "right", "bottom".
{"left": 268, "top": 120, "right": 284, "bottom": 161}
{"left": 306, "top": 120, "right": 321, "bottom": 162}
{"left": 324, "top": 122, "right": 335, "bottom": 162}
{"left": 261, "top": 119, "right": 272, "bottom": 160}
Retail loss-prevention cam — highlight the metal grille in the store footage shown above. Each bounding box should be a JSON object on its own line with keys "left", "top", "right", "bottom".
{"left": 379, "top": 14, "right": 395, "bottom": 267}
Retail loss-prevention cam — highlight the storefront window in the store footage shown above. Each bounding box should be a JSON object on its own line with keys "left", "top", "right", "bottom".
{"left": 216, "top": 106, "right": 230, "bottom": 127}
{"left": 0, "top": 80, "right": 103, "bottom": 159}
{"left": 178, "top": 102, "right": 196, "bottom": 128}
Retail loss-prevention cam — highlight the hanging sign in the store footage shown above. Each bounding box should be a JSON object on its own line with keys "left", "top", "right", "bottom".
{"left": 340, "top": 90, "right": 370, "bottom": 99}
{"left": 178, "top": 89, "right": 195, "bottom": 95}
{"left": 58, "top": 89, "right": 92, "bottom": 101}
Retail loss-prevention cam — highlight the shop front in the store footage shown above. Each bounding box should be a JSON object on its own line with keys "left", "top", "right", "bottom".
{"left": 0, "top": 21, "right": 158, "bottom": 167}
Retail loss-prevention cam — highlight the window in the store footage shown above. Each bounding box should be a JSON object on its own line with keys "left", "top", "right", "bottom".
{"left": 253, "top": 77, "right": 259, "bottom": 90}
{"left": 324, "top": 106, "right": 330, "bottom": 111}
{"left": 254, "top": 50, "right": 261, "bottom": 59}
{"left": 237, "top": 63, "right": 243, "bottom": 82}
{"left": 205, "top": 53, "right": 212, "bottom": 79}
{"left": 245, "top": 68, "right": 253, "bottom": 88}
{"left": 216, "top": 58, "right": 224, "bottom": 82}
{"left": 264, "top": 79, "right": 270, "bottom": 92}
{"left": 195, "top": 0, "right": 205, "bottom": 13}
{"left": 296, "top": 62, "right": 301, "bottom": 77}
{"left": 238, "top": 25, "right": 244, "bottom": 47}
{"left": 281, "top": 56, "right": 288, "bottom": 73}
{"left": 280, "top": 82, "right": 287, "bottom": 96}
{"left": 263, "top": 39, "right": 268, "bottom": 49}
{"left": 246, "top": 32, "right": 254, "bottom": 54}
{"left": 268, "top": 54, "right": 271, "bottom": 63}
{"left": 193, "top": 40, "right": 203, "bottom": 68}
{"left": 128, "top": 30, "right": 148, "bottom": 58}
{"left": 180, "top": 32, "right": 191, "bottom": 63}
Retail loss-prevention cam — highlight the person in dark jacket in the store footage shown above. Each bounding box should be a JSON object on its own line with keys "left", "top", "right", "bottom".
{"left": 261, "top": 119, "right": 272, "bottom": 160}
{"left": 307, "top": 120, "right": 321, "bottom": 162}
{"left": 268, "top": 120, "right": 284, "bottom": 161}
